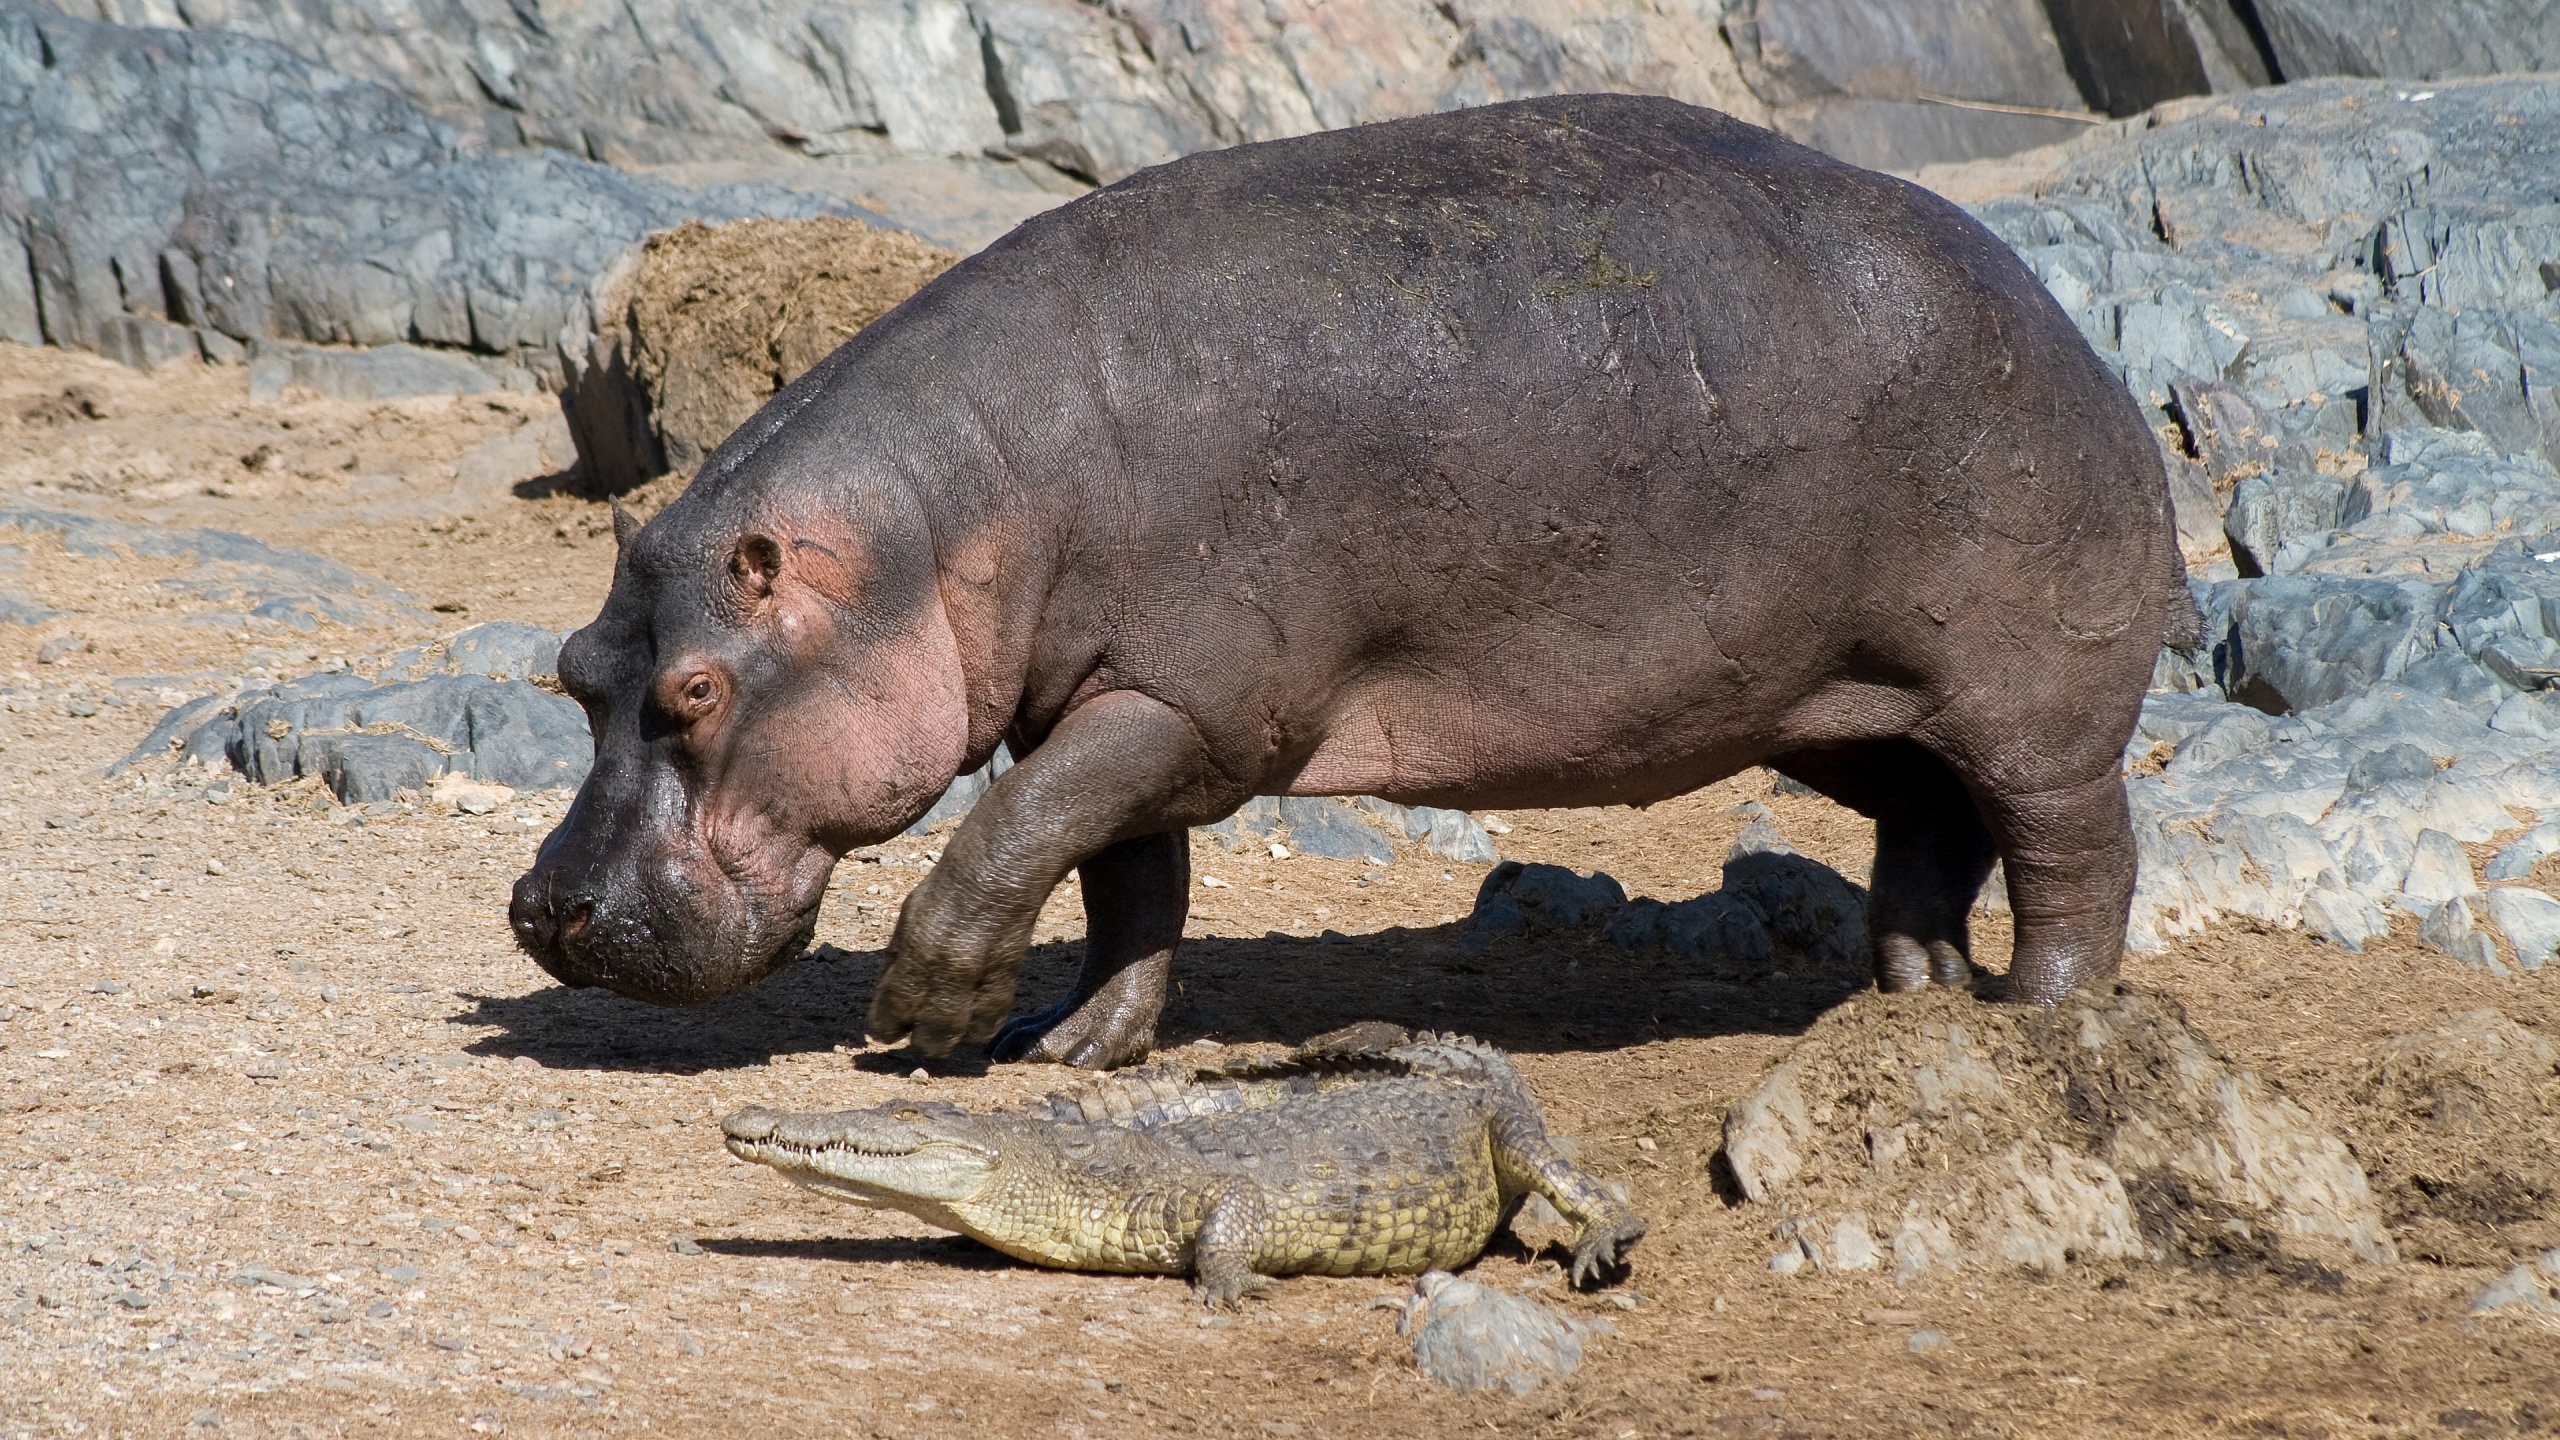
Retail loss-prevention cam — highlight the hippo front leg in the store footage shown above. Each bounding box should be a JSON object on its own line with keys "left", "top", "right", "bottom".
{"left": 989, "top": 831, "right": 1188, "bottom": 1068}
{"left": 867, "top": 690, "right": 1228, "bottom": 1061}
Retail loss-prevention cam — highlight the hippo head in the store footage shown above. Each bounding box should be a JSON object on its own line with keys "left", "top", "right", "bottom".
{"left": 510, "top": 478, "right": 970, "bottom": 1005}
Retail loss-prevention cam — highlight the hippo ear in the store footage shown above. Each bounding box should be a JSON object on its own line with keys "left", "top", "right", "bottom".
{"left": 729, "top": 533, "right": 784, "bottom": 600}
{"left": 611, "top": 502, "right": 641, "bottom": 551}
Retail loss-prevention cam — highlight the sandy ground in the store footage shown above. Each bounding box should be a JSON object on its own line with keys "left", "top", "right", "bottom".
{"left": 2, "top": 341, "right": 2556, "bottom": 1438}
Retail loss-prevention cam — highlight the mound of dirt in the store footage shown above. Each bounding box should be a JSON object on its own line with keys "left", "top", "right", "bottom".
{"left": 561, "top": 217, "right": 960, "bottom": 493}
{"left": 1721, "top": 982, "right": 2397, "bottom": 1282}
{"left": 2344, "top": 1008, "right": 2560, "bottom": 1266}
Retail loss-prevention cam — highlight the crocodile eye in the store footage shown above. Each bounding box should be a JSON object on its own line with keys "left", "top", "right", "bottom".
{"left": 896, "top": 1109, "right": 920, "bottom": 1120}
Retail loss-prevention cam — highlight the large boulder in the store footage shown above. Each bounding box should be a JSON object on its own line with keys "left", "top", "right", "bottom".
{"left": 42, "top": 0, "right": 1766, "bottom": 186}
{"left": 2250, "top": 0, "right": 2560, "bottom": 81}
{"left": 0, "top": 1, "right": 857, "bottom": 378}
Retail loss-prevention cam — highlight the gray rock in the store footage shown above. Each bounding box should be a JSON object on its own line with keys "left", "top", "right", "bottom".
{"left": 1195, "top": 793, "right": 1485, "bottom": 865}
{"left": 246, "top": 342, "right": 495, "bottom": 402}
{"left": 2485, "top": 822, "right": 2560, "bottom": 881}
{"left": 2470, "top": 1249, "right": 2560, "bottom": 1317}
{"left": 2482, "top": 886, "right": 2560, "bottom": 971}
{"left": 2, "top": 3, "right": 860, "bottom": 376}
{"left": 1721, "top": 840, "right": 1868, "bottom": 967}
{"left": 123, "top": 652, "right": 592, "bottom": 800}
{"left": 2397, "top": 828, "right": 2479, "bottom": 913}
{"left": 1273, "top": 796, "right": 1397, "bottom": 864}
{"left": 3, "top": 505, "right": 424, "bottom": 637}
{"left": 1397, "top": 1270, "right": 1601, "bottom": 1395}
{"left": 2419, "top": 894, "right": 2506, "bottom": 975}
{"left": 440, "top": 622, "right": 566, "bottom": 683}
{"left": 1607, "top": 892, "right": 1776, "bottom": 966}
{"left": 1722, "top": 0, "right": 2105, "bottom": 170}
{"left": 1471, "top": 861, "right": 1627, "bottom": 932}
{"left": 2222, "top": 470, "right": 2361, "bottom": 577}
{"left": 2250, "top": 1, "right": 2560, "bottom": 82}
{"left": 304, "top": 732, "right": 445, "bottom": 803}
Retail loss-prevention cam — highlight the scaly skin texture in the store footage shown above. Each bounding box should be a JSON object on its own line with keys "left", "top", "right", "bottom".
{"left": 721, "top": 1027, "right": 1645, "bottom": 1305}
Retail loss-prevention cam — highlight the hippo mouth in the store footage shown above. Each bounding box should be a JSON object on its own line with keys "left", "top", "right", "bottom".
{"left": 510, "top": 863, "right": 824, "bottom": 1006}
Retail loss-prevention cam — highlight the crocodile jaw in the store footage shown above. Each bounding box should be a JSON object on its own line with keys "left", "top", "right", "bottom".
{"left": 722, "top": 1103, "right": 998, "bottom": 1207}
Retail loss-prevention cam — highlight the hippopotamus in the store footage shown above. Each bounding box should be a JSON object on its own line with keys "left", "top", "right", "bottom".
{"left": 511, "top": 94, "right": 2193, "bottom": 1069}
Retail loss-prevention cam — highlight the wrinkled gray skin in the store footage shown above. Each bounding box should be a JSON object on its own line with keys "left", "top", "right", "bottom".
{"left": 512, "top": 95, "right": 2190, "bottom": 1067}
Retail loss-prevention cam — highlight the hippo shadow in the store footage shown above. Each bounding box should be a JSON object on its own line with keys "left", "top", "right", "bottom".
{"left": 451, "top": 895, "right": 1876, "bottom": 1074}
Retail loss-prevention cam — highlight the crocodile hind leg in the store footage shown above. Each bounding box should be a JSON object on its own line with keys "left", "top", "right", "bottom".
{"left": 989, "top": 830, "right": 1190, "bottom": 1069}
{"left": 1190, "top": 1182, "right": 1277, "bottom": 1308}
{"left": 1490, "top": 1115, "right": 1647, "bottom": 1286}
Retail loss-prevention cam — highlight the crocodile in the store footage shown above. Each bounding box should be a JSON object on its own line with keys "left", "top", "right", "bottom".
{"left": 721, "top": 1025, "right": 1646, "bottom": 1305}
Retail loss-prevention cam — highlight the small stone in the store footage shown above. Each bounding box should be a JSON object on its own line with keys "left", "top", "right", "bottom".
{"left": 1399, "top": 1271, "right": 1597, "bottom": 1395}
{"left": 204, "top": 858, "right": 227, "bottom": 875}
{"left": 1767, "top": 1249, "right": 1806, "bottom": 1275}
{"left": 118, "top": 1290, "right": 151, "bottom": 1309}
{"left": 35, "top": 636, "right": 88, "bottom": 665}
{"left": 909, "top": 1067, "right": 930, "bottom": 1082}
{"left": 1906, "top": 1329, "right": 1950, "bottom": 1354}
{"left": 319, "top": 985, "right": 339, "bottom": 1004}
{"left": 669, "top": 1235, "right": 702, "bottom": 1256}
{"left": 511, "top": 1055, "right": 541, "bottom": 1070}
{"left": 365, "top": 1301, "right": 394, "bottom": 1319}
{"left": 204, "top": 783, "right": 234, "bottom": 806}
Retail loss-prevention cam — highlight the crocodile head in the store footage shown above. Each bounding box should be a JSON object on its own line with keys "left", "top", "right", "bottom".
{"left": 721, "top": 1100, "right": 1001, "bottom": 1209}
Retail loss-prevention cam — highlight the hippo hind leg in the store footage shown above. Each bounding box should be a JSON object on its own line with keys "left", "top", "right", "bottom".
{"left": 1769, "top": 740, "right": 1994, "bottom": 992}
{"left": 989, "top": 831, "right": 1189, "bottom": 1069}
{"left": 1958, "top": 766, "right": 2136, "bottom": 1003}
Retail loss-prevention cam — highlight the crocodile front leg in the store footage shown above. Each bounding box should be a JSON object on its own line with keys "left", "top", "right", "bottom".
{"left": 1190, "top": 1182, "right": 1276, "bottom": 1308}
{"left": 1491, "top": 1115, "right": 1648, "bottom": 1286}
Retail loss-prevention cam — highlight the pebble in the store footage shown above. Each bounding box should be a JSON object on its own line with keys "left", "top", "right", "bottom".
{"left": 1906, "top": 1329, "right": 1950, "bottom": 1354}
{"left": 1398, "top": 1271, "right": 1601, "bottom": 1394}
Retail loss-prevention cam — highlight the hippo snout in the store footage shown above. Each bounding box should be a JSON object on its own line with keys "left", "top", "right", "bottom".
{"left": 508, "top": 849, "right": 820, "bottom": 1007}
{"left": 508, "top": 870, "right": 599, "bottom": 988}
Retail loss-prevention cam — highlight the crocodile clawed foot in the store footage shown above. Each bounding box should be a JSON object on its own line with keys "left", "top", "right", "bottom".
{"left": 1191, "top": 1270, "right": 1273, "bottom": 1310}
{"left": 989, "top": 998, "right": 1156, "bottom": 1070}
{"left": 1567, "top": 1212, "right": 1651, "bottom": 1288}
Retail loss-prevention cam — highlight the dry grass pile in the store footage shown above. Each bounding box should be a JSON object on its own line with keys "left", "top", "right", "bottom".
{"left": 1721, "top": 982, "right": 2398, "bottom": 1282}
{"left": 2345, "top": 1008, "right": 2560, "bottom": 1266}
{"left": 564, "top": 216, "right": 958, "bottom": 493}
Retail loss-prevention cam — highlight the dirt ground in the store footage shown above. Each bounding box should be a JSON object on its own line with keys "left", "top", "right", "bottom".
{"left": 1, "top": 341, "right": 2556, "bottom": 1439}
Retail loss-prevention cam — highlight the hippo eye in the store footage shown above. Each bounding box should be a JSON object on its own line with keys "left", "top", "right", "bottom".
{"left": 686, "top": 677, "right": 715, "bottom": 706}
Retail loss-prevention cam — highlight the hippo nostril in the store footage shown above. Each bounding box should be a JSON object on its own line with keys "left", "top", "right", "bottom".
{"left": 562, "top": 900, "right": 596, "bottom": 940}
